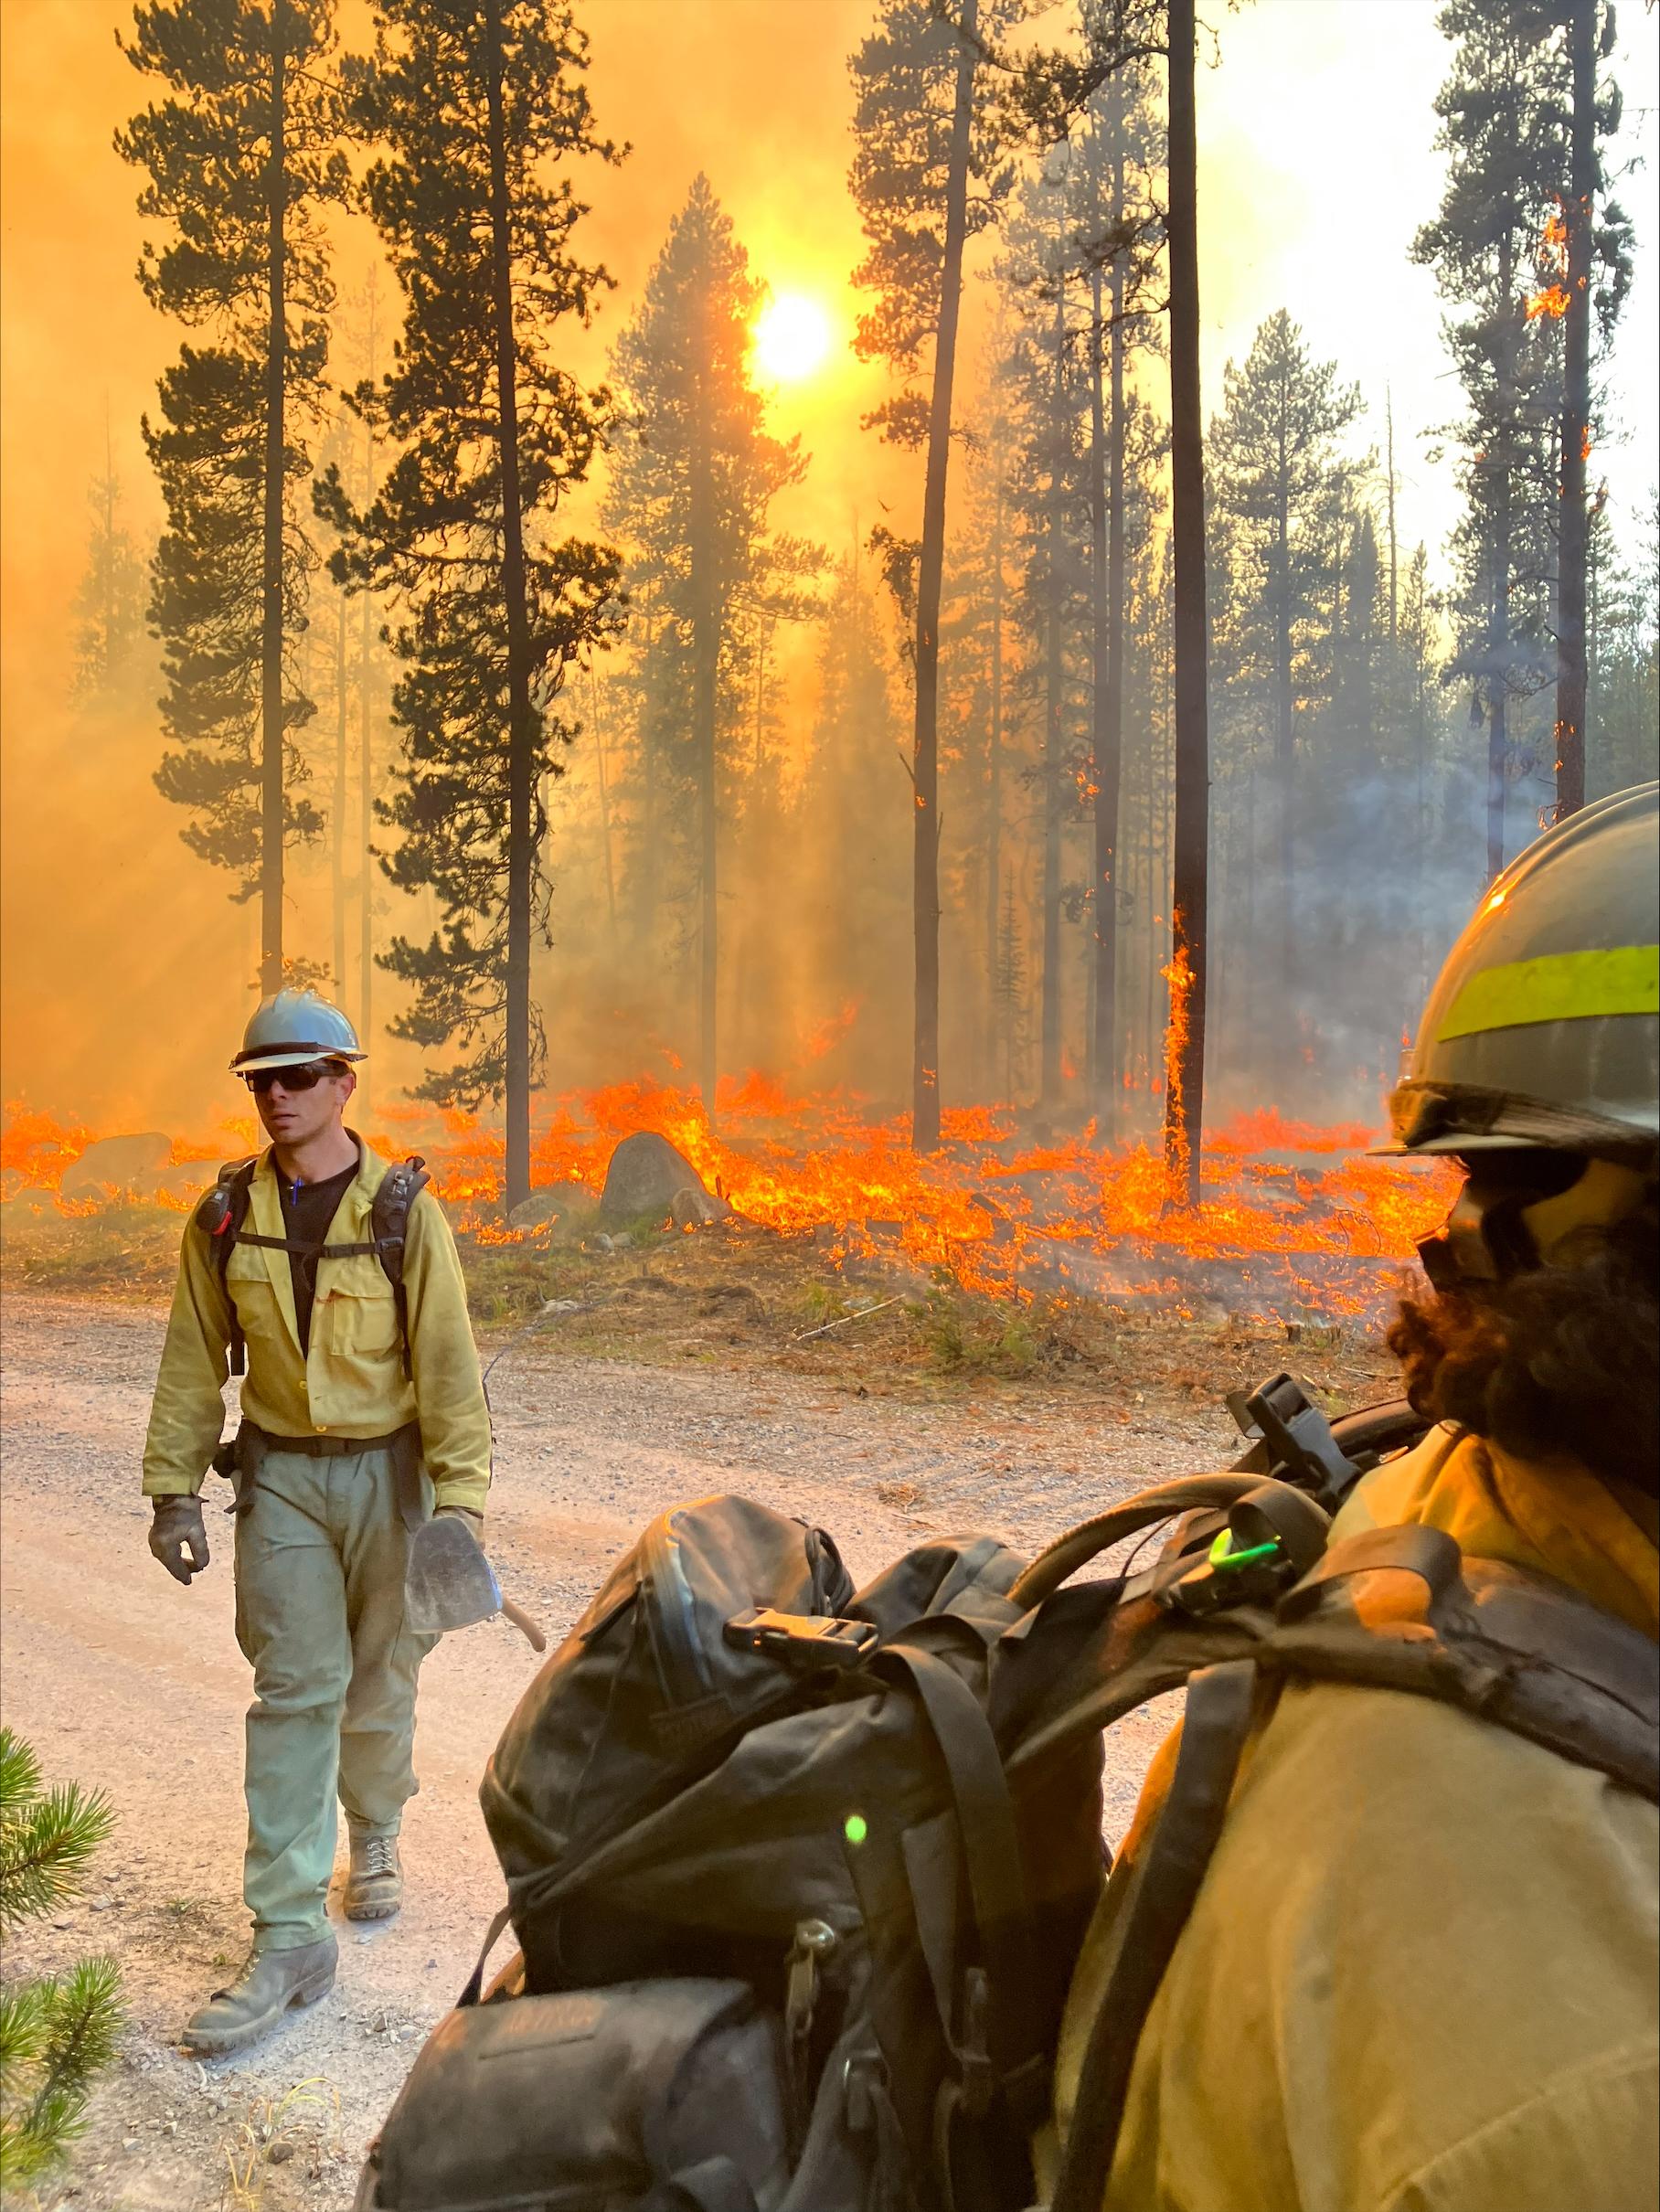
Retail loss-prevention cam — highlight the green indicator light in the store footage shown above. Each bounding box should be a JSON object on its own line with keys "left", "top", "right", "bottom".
{"left": 844, "top": 1813, "right": 868, "bottom": 1847}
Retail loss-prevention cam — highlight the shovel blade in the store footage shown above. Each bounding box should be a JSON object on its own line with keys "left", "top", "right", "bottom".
{"left": 405, "top": 1515, "right": 503, "bottom": 1635}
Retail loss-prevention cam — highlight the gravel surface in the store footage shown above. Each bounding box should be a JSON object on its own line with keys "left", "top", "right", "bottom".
{"left": 0, "top": 1291, "right": 1250, "bottom": 2209}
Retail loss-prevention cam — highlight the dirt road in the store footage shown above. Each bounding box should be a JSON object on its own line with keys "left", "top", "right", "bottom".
{"left": 1, "top": 1292, "right": 1240, "bottom": 2210}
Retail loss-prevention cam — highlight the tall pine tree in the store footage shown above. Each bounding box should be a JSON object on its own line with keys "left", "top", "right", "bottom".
{"left": 119, "top": 0, "right": 346, "bottom": 986}
{"left": 71, "top": 421, "right": 149, "bottom": 705}
{"left": 1208, "top": 310, "right": 1363, "bottom": 1039}
{"left": 1409, "top": 0, "right": 1625, "bottom": 872}
{"left": 602, "top": 177, "right": 822, "bottom": 1109}
{"left": 849, "top": 0, "right": 1019, "bottom": 1150}
{"left": 322, "top": 0, "right": 622, "bottom": 1212}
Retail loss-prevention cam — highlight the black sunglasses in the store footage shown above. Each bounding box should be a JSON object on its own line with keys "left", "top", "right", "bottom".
{"left": 242, "top": 1060, "right": 346, "bottom": 1095}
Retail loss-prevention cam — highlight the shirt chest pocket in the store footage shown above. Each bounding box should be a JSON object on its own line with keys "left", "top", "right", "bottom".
{"left": 226, "top": 1261, "right": 287, "bottom": 1346}
{"left": 315, "top": 1276, "right": 399, "bottom": 1359}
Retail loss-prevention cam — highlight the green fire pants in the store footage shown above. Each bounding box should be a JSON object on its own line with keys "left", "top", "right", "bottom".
{"left": 232, "top": 1442, "right": 436, "bottom": 1951}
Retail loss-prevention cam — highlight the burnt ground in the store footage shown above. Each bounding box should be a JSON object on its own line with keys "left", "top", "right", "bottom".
{"left": 0, "top": 1244, "right": 1399, "bottom": 2211}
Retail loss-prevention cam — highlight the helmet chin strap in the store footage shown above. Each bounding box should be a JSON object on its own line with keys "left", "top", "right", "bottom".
{"left": 1417, "top": 1156, "right": 1651, "bottom": 1291}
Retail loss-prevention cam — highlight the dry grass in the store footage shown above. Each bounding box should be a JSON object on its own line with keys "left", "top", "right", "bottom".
{"left": 0, "top": 1203, "right": 1400, "bottom": 1412}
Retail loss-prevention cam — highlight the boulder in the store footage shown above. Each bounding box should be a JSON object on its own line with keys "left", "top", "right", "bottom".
{"left": 59, "top": 1133, "right": 171, "bottom": 1203}
{"left": 599, "top": 1133, "right": 729, "bottom": 1228}
{"left": 508, "top": 1181, "right": 598, "bottom": 1233}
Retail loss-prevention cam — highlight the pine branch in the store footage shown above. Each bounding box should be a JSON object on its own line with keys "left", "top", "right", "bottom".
{"left": 0, "top": 1779, "right": 117, "bottom": 1931}
{"left": 0, "top": 1958, "right": 123, "bottom": 2182}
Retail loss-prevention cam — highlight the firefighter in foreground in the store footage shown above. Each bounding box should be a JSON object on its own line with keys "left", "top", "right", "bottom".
{"left": 142, "top": 990, "right": 491, "bottom": 2056}
{"left": 1048, "top": 782, "right": 1658, "bottom": 2209}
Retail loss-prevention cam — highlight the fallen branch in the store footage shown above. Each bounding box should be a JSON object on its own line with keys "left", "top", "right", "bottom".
{"left": 790, "top": 1295, "right": 903, "bottom": 1345}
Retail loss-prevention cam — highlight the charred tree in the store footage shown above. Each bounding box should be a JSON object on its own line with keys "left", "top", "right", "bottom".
{"left": 1163, "top": 0, "right": 1207, "bottom": 1207}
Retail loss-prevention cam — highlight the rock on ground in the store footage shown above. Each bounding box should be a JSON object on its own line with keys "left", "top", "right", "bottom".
{"left": 599, "top": 1133, "right": 730, "bottom": 1228}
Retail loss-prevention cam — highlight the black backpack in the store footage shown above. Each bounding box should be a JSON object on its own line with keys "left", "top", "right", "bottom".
{"left": 356, "top": 1378, "right": 1659, "bottom": 2212}
{"left": 196, "top": 1150, "right": 430, "bottom": 1374}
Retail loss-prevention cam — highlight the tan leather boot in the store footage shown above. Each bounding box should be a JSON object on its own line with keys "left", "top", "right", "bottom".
{"left": 344, "top": 1831, "right": 403, "bottom": 1920}
{"left": 181, "top": 1937, "right": 336, "bottom": 2056}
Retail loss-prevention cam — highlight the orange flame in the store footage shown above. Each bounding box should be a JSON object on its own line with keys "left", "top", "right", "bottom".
{"left": 1160, "top": 945, "right": 1193, "bottom": 1202}
{"left": 3, "top": 1076, "right": 1457, "bottom": 1326}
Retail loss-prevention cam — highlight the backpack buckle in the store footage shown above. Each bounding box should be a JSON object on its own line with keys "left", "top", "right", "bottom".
{"left": 1161, "top": 1521, "right": 1293, "bottom": 1618}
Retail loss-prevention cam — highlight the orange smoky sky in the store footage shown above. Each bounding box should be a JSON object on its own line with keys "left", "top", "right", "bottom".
{"left": 3, "top": 0, "right": 1655, "bottom": 1130}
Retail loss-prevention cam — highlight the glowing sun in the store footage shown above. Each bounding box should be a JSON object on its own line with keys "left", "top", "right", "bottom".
{"left": 752, "top": 292, "right": 835, "bottom": 384}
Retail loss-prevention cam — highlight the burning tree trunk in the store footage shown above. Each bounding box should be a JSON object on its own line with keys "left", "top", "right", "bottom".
{"left": 1164, "top": 0, "right": 1209, "bottom": 1207}
{"left": 1553, "top": 0, "right": 1595, "bottom": 822}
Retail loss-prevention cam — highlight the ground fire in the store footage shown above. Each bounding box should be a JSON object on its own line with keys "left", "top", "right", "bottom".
{"left": 2, "top": 1084, "right": 1456, "bottom": 1327}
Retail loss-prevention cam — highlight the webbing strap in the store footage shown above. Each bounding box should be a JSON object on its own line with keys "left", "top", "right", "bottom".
{"left": 881, "top": 1641, "right": 1042, "bottom": 2096}
{"left": 458, "top": 1902, "right": 516, "bottom": 2008}
{"left": 1048, "top": 1661, "right": 1260, "bottom": 2212}
{"left": 233, "top": 1232, "right": 381, "bottom": 1260}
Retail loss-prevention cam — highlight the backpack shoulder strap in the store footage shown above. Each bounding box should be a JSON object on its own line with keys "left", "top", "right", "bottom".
{"left": 1270, "top": 1524, "right": 1660, "bottom": 1802}
{"left": 370, "top": 1156, "right": 430, "bottom": 1375}
{"left": 1038, "top": 1520, "right": 1658, "bottom": 2209}
{"left": 194, "top": 1157, "right": 259, "bottom": 1377}
{"left": 1046, "top": 1660, "right": 1261, "bottom": 2212}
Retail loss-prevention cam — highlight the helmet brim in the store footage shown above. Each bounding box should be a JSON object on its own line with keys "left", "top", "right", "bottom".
{"left": 229, "top": 1047, "right": 366, "bottom": 1074}
{"left": 1367, "top": 1130, "right": 1550, "bottom": 1159}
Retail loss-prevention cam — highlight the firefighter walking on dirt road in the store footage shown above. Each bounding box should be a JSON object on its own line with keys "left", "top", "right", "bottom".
{"left": 141, "top": 988, "right": 491, "bottom": 2057}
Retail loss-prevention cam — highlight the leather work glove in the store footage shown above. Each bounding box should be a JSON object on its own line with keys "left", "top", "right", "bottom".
{"left": 149, "top": 1495, "right": 210, "bottom": 1584}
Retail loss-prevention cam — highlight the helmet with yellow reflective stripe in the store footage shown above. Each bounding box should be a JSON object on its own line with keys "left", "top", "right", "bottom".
{"left": 1384, "top": 781, "right": 1658, "bottom": 1161}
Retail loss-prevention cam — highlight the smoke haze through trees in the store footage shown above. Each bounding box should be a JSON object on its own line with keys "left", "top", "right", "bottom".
{"left": 3, "top": 0, "right": 1655, "bottom": 1170}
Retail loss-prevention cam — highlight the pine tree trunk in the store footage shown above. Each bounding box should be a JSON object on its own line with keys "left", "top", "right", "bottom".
{"left": 1273, "top": 460, "right": 1293, "bottom": 1010}
{"left": 358, "top": 295, "right": 378, "bottom": 1113}
{"left": 259, "top": 24, "right": 287, "bottom": 995}
{"left": 1165, "top": 0, "right": 1210, "bottom": 1208}
{"left": 909, "top": 0, "right": 979, "bottom": 1152}
{"left": 1555, "top": 0, "right": 1594, "bottom": 820}
{"left": 1089, "top": 169, "right": 1127, "bottom": 1134}
{"left": 689, "top": 379, "right": 719, "bottom": 1113}
{"left": 590, "top": 667, "right": 620, "bottom": 954}
{"left": 1039, "top": 293, "right": 1066, "bottom": 1114}
{"left": 1487, "top": 233, "right": 1516, "bottom": 886}
{"left": 333, "top": 587, "right": 347, "bottom": 995}
{"left": 484, "top": 0, "right": 536, "bottom": 1213}
{"left": 984, "top": 466, "right": 1005, "bottom": 1094}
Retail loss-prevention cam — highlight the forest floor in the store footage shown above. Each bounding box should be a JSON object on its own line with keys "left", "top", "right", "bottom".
{"left": 0, "top": 1250, "right": 1397, "bottom": 2211}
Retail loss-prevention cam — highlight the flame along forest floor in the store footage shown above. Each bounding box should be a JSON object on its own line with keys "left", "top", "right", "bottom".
{"left": 0, "top": 1260, "right": 1401, "bottom": 2209}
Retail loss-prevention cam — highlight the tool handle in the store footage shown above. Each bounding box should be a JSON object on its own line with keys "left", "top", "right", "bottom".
{"left": 500, "top": 1595, "right": 548, "bottom": 1653}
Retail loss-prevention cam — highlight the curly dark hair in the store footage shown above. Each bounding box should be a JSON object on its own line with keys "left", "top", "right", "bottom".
{"left": 1388, "top": 1179, "right": 1660, "bottom": 1497}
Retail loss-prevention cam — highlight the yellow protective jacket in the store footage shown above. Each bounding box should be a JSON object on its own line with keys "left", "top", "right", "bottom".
{"left": 142, "top": 1141, "right": 492, "bottom": 1514}
{"left": 1048, "top": 1424, "right": 1660, "bottom": 2212}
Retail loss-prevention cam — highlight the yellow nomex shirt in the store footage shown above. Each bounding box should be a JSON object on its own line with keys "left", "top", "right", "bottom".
{"left": 1045, "top": 1424, "right": 1660, "bottom": 2212}
{"left": 141, "top": 1143, "right": 492, "bottom": 1514}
